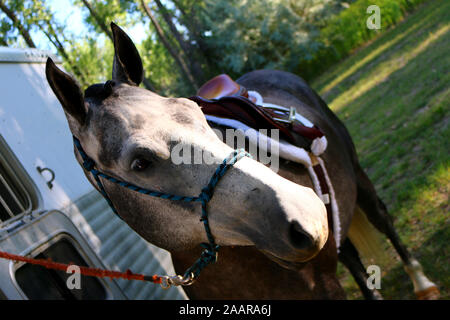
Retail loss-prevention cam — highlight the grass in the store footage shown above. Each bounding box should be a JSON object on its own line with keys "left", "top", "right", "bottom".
{"left": 310, "top": 0, "right": 449, "bottom": 299}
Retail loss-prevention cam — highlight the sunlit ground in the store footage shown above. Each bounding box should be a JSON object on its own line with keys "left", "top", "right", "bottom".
{"left": 311, "top": 0, "right": 449, "bottom": 299}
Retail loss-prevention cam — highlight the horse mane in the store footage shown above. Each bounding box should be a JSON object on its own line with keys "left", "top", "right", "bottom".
{"left": 84, "top": 80, "right": 114, "bottom": 101}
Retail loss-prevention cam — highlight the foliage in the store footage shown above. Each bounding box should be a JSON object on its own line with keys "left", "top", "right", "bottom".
{"left": 1, "top": 0, "right": 431, "bottom": 93}
{"left": 140, "top": 30, "right": 184, "bottom": 96}
{"left": 65, "top": 36, "right": 114, "bottom": 87}
{"left": 73, "top": 0, "right": 137, "bottom": 37}
{"left": 0, "top": 0, "right": 43, "bottom": 46}
{"left": 199, "top": 0, "right": 348, "bottom": 79}
{"left": 297, "top": 0, "right": 430, "bottom": 79}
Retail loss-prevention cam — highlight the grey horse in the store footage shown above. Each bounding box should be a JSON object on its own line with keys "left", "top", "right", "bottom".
{"left": 45, "top": 23, "right": 438, "bottom": 300}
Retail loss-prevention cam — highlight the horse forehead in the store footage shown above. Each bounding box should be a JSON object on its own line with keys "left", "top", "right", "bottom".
{"left": 88, "top": 96, "right": 195, "bottom": 166}
{"left": 96, "top": 95, "right": 202, "bottom": 138}
{"left": 92, "top": 93, "right": 159, "bottom": 129}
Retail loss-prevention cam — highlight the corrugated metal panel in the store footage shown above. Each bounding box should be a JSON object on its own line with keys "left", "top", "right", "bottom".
{"left": 72, "top": 190, "right": 187, "bottom": 300}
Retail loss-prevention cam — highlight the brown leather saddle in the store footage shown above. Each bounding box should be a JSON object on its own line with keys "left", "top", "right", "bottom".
{"left": 190, "top": 74, "right": 336, "bottom": 234}
{"left": 189, "top": 74, "right": 324, "bottom": 148}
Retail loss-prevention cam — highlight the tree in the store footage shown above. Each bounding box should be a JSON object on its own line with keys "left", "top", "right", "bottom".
{"left": 0, "top": 0, "right": 36, "bottom": 47}
{"left": 65, "top": 35, "right": 114, "bottom": 86}
{"left": 140, "top": 0, "right": 197, "bottom": 91}
{"left": 79, "top": 0, "right": 113, "bottom": 41}
{"left": 153, "top": 0, "right": 205, "bottom": 84}
{"left": 1, "top": 0, "right": 352, "bottom": 96}
{"left": 0, "top": 0, "right": 88, "bottom": 83}
{"left": 31, "top": 1, "right": 88, "bottom": 83}
{"left": 193, "top": 0, "right": 344, "bottom": 79}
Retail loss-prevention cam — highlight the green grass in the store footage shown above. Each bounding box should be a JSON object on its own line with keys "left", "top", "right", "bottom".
{"left": 311, "top": 0, "right": 449, "bottom": 299}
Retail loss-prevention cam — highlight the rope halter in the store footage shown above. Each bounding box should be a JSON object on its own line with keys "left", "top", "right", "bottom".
{"left": 73, "top": 136, "right": 252, "bottom": 288}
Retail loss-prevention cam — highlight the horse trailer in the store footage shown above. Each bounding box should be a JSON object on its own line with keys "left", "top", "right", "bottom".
{"left": 0, "top": 46, "right": 186, "bottom": 300}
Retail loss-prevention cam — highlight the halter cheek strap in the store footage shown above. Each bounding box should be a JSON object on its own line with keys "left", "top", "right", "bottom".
{"left": 73, "top": 136, "right": 251, "bottom": 284}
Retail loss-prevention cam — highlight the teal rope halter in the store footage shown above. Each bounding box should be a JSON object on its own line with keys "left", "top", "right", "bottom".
{"left": 73, "top": 136, "right": 251, "bottom": 285}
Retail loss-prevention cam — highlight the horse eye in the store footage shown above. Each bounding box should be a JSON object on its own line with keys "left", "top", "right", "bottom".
{"left": 131, "top": 158, "right": 151, "bottom": 171}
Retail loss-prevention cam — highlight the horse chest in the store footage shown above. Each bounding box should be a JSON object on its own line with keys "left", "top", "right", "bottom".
{"left": 172, "top": 244, "right": 344, "bottom": 299}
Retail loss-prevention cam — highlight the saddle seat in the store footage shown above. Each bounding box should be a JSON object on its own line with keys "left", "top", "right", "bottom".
{"left": 197, "top": 74, "right": 249, "bottom": 100}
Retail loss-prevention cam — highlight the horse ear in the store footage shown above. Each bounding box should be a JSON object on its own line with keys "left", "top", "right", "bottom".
{"left": 45, "top": 58, "right": 87, "bottom": 125}
{"left": 111, "top": 22, "right": 144, "bottom": 86}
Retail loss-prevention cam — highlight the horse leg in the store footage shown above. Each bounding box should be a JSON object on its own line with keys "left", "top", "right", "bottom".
{"left": 354, "top": 164, "right": 439, "bottom": 300}
{"left": 338, "top": 238, "right": 383, "bottom": 300}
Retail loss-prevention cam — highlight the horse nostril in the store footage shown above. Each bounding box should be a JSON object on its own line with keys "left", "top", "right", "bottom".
{"left": 289, "top": 221, "right": 314, "bottom": 250}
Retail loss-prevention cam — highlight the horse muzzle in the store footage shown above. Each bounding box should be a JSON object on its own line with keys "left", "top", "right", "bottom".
{"left": 206, "top": 155, "right": 329, "bottom": 265}
{"left": 254, "top": 180, "right": 329, "bottom": 264}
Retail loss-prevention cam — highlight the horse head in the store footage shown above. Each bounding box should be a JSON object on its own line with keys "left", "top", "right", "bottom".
{"left": 45, "top": 23, "right": 328, "bottom": 270}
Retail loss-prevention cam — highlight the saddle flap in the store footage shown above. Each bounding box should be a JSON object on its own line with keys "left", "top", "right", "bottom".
{"left": 190, "top": 95, "right": 296, "bottom": 144}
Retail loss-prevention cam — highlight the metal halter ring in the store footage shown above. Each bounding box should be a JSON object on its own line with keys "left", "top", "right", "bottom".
{"left": 160, "top": 272, "right": 196, "bottom": 289}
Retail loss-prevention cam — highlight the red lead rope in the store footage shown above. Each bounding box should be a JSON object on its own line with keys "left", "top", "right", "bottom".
{"left": 0, "top": 250, "right": 163, "bottom": 284}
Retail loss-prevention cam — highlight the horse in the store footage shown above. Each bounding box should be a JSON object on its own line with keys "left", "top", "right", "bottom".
{"left": 45, "top": 23, "right": 439, "bottom": 300}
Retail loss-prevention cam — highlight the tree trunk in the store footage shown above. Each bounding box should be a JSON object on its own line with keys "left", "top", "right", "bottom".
{"left": 171, "top": 0, "right": 207, "bottom": 54}
{"left": 80, "top": 0, "right": 113, "bottom": 41}
{"left": 171, "top": 0, "right": 213, "bottom": 73}
{"left": 140, "top": 0, "right": 197, "bottom": 91}
{"left": 153, "top": 0, "right": 205, "bottom": 84}
{"left": 0, "top": 0, "right": 36, "bottom": 48}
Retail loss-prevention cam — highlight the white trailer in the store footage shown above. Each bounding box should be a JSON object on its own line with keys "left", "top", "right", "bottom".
{"left": 0, "top": 46, "right": 186, "bottom": 300}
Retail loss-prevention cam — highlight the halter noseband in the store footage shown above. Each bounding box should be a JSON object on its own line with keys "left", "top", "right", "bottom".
{"left": 73, "top": 136, "right": 251, "bottom": 287}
